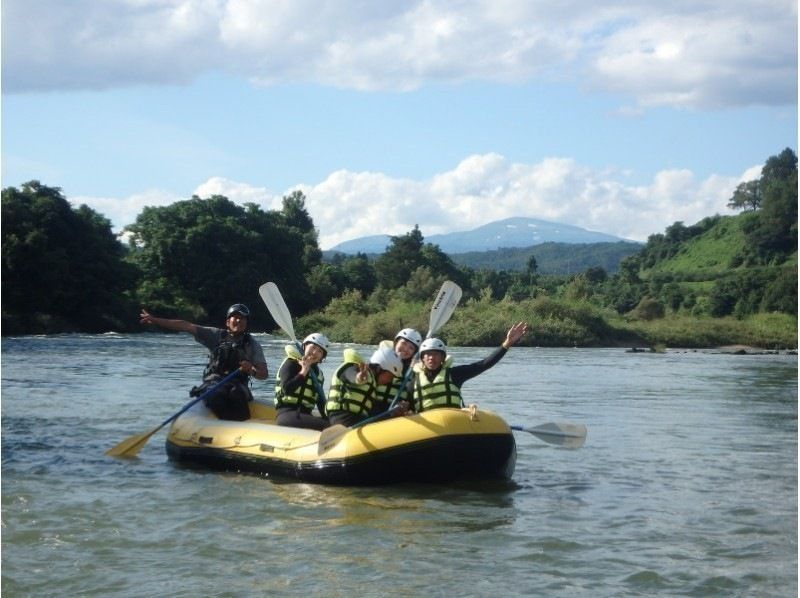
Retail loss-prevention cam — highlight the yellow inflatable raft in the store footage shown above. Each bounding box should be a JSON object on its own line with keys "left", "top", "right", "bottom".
{"left": 165, "top": 401, "right": 516, "bottom": 485}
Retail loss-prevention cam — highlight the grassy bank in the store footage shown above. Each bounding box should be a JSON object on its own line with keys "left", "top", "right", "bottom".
{"left": 297, "top": 292, "right": 797, "bottom": 349}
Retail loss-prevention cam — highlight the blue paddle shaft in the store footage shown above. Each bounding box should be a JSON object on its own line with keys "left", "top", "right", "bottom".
{"left": 158, "top": 369, "right": 242, "bottom": 428}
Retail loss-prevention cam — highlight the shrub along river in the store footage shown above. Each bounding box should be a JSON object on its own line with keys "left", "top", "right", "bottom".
{"left": 2, "top": 333, "right": 796, "bottom": 596}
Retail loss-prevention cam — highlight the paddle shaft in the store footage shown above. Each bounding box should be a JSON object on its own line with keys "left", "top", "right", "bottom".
{"left": 510, "top": 422, "right": 588, "bottom": 448}
{"left": 158, "top": 369, "right": 243, "bottom": 428}
{"left": 105, "top": 368, "right": 243, "bottom": 457}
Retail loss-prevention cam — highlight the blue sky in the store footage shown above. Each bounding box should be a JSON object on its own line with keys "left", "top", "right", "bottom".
{"left": 2, "top": 1, "right": 797, "bottom": 249}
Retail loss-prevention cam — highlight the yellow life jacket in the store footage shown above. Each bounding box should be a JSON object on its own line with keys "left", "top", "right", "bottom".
{"left": 413, "top": 357, "right": 462, "bottom": 412}
{"left": 325, "top": 348, "right": 375, "bottom": 415}
{"left": 274, "top": 344, "right": 325, "bottom": 411}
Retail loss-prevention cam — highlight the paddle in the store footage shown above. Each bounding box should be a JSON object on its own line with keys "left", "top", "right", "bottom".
{"left": 258, "top": 281, "right": 328, "bottom": 414}
{"left": 425, "top": 280, "right": 463, "bottom": 341}
{"left": 510, "top": 422, "right": 588, "bottom": 449}
{"left": 105, "top": 369, "right": 242, "bottom": 458}
{"left": 388, "top": 280, "right": 462, "bottom": 410}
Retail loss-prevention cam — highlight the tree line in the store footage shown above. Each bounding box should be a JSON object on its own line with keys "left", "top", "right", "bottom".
{"left": 2, "top": 148, "right": 796, "bottom": 345}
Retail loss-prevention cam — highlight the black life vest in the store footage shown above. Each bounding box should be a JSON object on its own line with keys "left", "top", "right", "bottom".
{"left": 203, "top": 331, "right": 253, "bottom": 382}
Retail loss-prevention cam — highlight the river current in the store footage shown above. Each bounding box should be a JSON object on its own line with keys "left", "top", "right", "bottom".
{"left": 1, "top": 333, "right": 797, "bottom": 596}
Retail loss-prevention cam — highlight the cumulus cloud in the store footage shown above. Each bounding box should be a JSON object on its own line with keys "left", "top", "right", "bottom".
{"left": 297, "top": 154, "right": 755, "bottom": 247}
{"left": 193, "top": 177, "right": 282, "bottom": 209}
{"left": 3, "top": 0, "right": 795, "bottom": 109}
{"left": 76, "top": 155, "right": 753, "bottom": 249}
{"left": 71, "top": 188, "right": 182, "bottom": 231}
{"left": 590, "top": 4, "right": 798, "bottom": 108}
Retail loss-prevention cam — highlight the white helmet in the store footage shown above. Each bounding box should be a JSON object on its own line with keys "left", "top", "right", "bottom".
{"left": 419, "top": 337, "right": 447, "bottom": 356}
{"left": 395, "top": 327, "right": 422, "bottom": 349}
{"left": 369, "top": 346, "right": 404, "bottom": 378}
{"left": 303, "top": 333, "right": 330, "bottom": 356}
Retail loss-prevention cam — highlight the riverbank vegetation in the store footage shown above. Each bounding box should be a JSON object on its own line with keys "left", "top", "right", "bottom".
{"left": 2, "top": 148, "right": 796, "bottom": 349}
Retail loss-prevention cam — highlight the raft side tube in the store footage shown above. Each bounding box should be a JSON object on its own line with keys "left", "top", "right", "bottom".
{"left": 166, "top": 404, "right": 516, "bottom": 485}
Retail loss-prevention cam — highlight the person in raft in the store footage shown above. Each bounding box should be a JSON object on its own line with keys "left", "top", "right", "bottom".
{"left": 369, "top": 327, "right": 423, "bottom": 416}
{"left": 274, "top": 332, "right": 330, "bottom": 430}
{"left": 411, "top": 322, "right": 530, "bottom": 413}
{"left": 325, "top": 345, "right": 404, "bottom": 427}
{"left": 139, "top": 304, "right": 268, "bottom": 421}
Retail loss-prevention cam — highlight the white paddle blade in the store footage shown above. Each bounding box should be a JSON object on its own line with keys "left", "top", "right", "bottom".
{"left": 259, "top": 282, "right": 297, "bottom": 342}
{"left": 317, "top": 425, "right": 348, "bottom": 455}
{"left": 427, "top": 281, "right": 462, "bottom": 338}
{"left": 528, "top": 422, "right": 587, "bottom": 439}
{"left": 511, "top": 422, "right": 588, "bottom": 449}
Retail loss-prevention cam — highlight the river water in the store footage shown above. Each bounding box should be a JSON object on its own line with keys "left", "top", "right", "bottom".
{"left": 1, "top": 333, "right": 796, "bottom": 596}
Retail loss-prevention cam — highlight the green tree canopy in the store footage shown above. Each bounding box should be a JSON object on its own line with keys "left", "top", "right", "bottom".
{"left": 280, "top": 190, "right": 322, "bottom": 271}
{"left": 373, "top": 225, "right": 460, "bottom": 290}
{"left": 125, "top": 194, "right": 317, "bottom": 328}
{"left": 741, "top": 147, "right": 798, "bottom": 261}
{"left": 727, "top": 180, "right": 762, "bottom": 212}
{"left": 2, "top": 181, "right": 138, "bottom": 333}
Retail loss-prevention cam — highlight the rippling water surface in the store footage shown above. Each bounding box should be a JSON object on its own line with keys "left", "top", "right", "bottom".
{"left": 2, "top": 334, "right": 797, "bottom": 596}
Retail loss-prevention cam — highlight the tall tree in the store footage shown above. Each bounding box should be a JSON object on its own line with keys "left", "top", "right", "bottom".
{"left": 742, "top": 148, "right": 798, "bottom": 260}
{"left": 525, "top": 254, "right": 538, "bottom": 285}
{"left": 2, "top": 181, "right": 137, "bottom": 333}
{"left": 126, "top": 194, "right": 311, "bottom": 328}
{"left": 727, "top": 180, "right": 762, "bottom": 212}
{"left": 340, "top": 253, "right": 377, "bottom": 295}
{"left": 281, "top": 190, "right": 322, "bottom": 270}
{"left": 373, "top": 226, "right": 427, "bottom": 289}
{"left": 373, "top": 225, "right": 460, "bottom": 290}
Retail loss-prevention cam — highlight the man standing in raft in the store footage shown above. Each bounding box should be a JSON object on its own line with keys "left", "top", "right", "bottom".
{"left": 411, "top": 322, "right": 529, "bottom": 413}
{"left": 140, "top": 304, "right": 268, "bottom": 421}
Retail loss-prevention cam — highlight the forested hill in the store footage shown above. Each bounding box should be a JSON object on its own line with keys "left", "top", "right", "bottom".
{"left": 617, "top": 147, "right": 798, "bottom": 320}
{"left": 323, "top": 241, "right": 643, "bottom": 275}
{"left": 623, "top": 212, "right": 797, "bottom": 318}
{"left": 449, "top": 241, "right": 642, "bottom": 274}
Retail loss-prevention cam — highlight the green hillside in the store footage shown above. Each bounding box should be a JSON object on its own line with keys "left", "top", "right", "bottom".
{"left": 643, "top": 215, "right": 751, "bottom": 278}
{"left": 630, "top": 210, "right": 796, "bottom": 320}
{"left": 450, "top": 241, "right": 642, "bottom": 274}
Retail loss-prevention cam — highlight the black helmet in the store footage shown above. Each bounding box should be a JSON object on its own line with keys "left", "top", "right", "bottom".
{"left": 226, "top": 303, "right": 250, "bottom": 318}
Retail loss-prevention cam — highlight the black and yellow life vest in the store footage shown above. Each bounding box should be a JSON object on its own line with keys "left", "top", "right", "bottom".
{"left": 413, "top": 358, "right": 463, "bottom": 412}
{"left": 373, "top": 373, "right": 409, "bottom": 410}
{"left": 326, "top": 349, "right": 375, "bottom": 415}
{"left": 202, "top": 331, "right": 252, "bottom": 381}
{"left": 274, "top": 351, "right": 325, "bottom": 411}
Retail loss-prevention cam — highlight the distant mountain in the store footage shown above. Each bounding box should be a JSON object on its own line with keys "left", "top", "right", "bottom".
{"left": 328, "top": 217, "right": 631, "bottom": 254}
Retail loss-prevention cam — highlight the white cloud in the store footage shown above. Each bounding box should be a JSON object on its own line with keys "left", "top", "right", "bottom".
{"left": 193, "top": 177, "right": 282, "bottom": 209}
{"left": 590, "top": 6, "right": 798, "bottom": 108}
{"left": 74, "top": 154, "right": 756, "bottom": 248}
{"left": 71, "top": 188, "right": 181, "bottom": 230}
{"left": 3, "top": 0, "right": 795, "bottom": 109}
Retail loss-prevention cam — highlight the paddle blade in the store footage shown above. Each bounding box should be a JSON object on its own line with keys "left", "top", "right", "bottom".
{"left": 259, "top": 282, "right": 297, "bottom": 342}
{"left": 317, "top": 424, "right": 348, "bottom": 455}
{"left": 511, "top": 422, "right": 588, "bottom": 449}
{"left": 105, "top": 427, "right": 160, "bottom": 458}
{"left": 427, "top": 280, "right": 462, "bottom": 338}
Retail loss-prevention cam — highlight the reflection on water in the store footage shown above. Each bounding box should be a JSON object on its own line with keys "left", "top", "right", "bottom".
{"left": 1, "top": 335, "right": 796, "bottom": 597}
